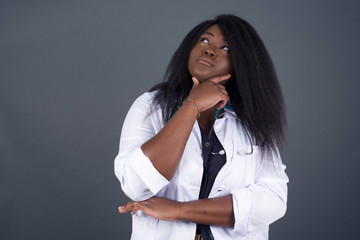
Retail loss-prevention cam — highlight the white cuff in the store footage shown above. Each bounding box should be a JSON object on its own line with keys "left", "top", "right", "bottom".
{"left": 231, "top": 188, "right": 253, "bottom": 236}
{"left": 129, "top": 148, "right": 169, "bottom": 196}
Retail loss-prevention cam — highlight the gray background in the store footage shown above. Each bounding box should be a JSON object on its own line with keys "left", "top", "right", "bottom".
{"left": 1, "top": 0, "right": 359, "bottom": 239}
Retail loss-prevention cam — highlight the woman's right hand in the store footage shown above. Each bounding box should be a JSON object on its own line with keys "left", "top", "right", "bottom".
{"left": 187, "top": 74, "right": 231, "bottom": 111}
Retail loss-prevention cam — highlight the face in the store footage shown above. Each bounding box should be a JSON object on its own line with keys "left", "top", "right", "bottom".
{"left": 188, "top": 24, "right": 233, "bottom": 83}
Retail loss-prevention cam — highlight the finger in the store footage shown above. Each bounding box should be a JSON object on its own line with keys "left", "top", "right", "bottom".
{"left": 215, "top": 85, "right": 228, "bottom": 95}
{"left": 131, "top": 207, "right": 139, "bottom": 215}
{"left": 131, "top": 203, "right": 142, "bottom": 215}
{"left": 192, "top": 77, "right": 200, "bottom": 88}
{"left": 219, "top": 90, "right": 228, "bottom": 97}
{"left": 217, "top": 84, "right": 226, "bottom": 90}
{"left": 219, "top": 87, "right": 228, "bottom": 94}
{"left": 217, "top": 79, "right": 229, "bottom": 86}
{"left": 216, "top": 96, "right": 230, "bottom": 109}
{"left": 216, "top": 101, "right": 226, "bottom": 110}
{"left": 118, "top": 201, "right": 136, "bottom": 213}
{"left": 118, "top": 206, "right": 127, "bottom": 213}
{"left": 118, "top": 205, "right": 133, "bottom": 213}
{"left": 210, "top": 74, "right": 231, "bottom": 84}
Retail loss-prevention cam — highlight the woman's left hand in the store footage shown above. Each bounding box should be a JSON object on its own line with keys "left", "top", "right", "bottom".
{"left": 118, "top": 197, "right": 181, "bottom": 222}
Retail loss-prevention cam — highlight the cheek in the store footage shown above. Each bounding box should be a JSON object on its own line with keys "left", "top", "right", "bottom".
{"left": 217, "top": 59, "right": 233, "bottom": 74}
{"left": 187, "top": 51, "right": 196, "bottom": 72}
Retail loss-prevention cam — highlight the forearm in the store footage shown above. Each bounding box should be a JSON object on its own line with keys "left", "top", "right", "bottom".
{"left": 179, "top": 195, "right": 234, "bottom": 227}
{"left": 141, "top": 102, "right": 198, "bottom": 180}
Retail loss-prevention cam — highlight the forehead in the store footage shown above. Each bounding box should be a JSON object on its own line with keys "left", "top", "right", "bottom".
{"left": 203, "top": 24, "right": 223, "bottom": 36}
{"left": 201, "top": 24, "right": 227, "bottom": 41}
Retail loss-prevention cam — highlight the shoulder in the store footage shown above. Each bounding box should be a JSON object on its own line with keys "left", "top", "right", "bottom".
{"left": 129, "top": 91, "right": 159, "bottom": 112}
{"left": 133, "top": 91, "right": 157, "bottom": 105}
{"left": 127, "top": 90, "right": 164, "bottom": 125}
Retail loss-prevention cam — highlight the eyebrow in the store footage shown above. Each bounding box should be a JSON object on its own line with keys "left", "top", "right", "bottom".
{"left": 204, "top": 31, "right": 214, "bottom": 37}
{"left": 203, "top": 31, "right": 228, "bottom": 43}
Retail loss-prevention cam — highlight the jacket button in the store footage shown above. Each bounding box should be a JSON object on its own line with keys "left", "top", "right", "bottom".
{"left": 204, "top": 142, "right": 211, "bottom": 148}
{"left": 239, "top": 150, "right": 246, "bottom": 155}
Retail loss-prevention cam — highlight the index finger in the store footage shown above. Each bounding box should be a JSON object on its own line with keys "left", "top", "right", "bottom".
{"left": 209, "top": 74, "right": 231, "bottom": 84}
{"left": 118, "top": 201, "right": 136, "bottom": 213}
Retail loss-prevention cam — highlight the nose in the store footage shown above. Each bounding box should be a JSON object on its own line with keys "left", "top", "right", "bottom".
{"left": 203, "top": 48, "right": 216, "bottom": 58}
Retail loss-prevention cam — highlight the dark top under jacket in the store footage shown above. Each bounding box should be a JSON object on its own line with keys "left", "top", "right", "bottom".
{"left": 197, "top": 127, "right": 227, "bottom": 240}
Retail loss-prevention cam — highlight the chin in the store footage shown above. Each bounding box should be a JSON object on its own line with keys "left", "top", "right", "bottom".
{"left": 191, "top": 72, "right": 213, "bottom": 82}
{"left": 196, "top": 76, "right": 208, "bottom": 82}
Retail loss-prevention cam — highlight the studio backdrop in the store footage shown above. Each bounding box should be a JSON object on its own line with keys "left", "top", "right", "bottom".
{"left": 1, "top": 0, "right": 359, "bottom": 239}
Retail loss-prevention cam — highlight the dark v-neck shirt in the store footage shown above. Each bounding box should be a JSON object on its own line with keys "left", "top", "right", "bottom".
{"left": 197, "top": 127, "right": 227, "bottom": 240}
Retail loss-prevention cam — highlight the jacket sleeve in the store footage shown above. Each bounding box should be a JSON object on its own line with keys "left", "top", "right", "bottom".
{"left": 230, "top": 148, "right": 289, "bottom": 236}
{"left": 114, "top": 92, "right": 169, "bottom": 201}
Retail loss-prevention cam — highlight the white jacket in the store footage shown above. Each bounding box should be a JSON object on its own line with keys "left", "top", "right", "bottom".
{"left": 114, "top": 91, "right": 289, "bottom": 240}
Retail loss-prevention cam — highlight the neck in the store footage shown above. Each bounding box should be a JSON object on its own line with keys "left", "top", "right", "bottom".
{"left": 197, "top": 107, "right": 224, "bottom": 136}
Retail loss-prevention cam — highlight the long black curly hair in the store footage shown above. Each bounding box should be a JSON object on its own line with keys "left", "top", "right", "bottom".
{"left": 150, "top": 15, "right": 286, "bottom": 155}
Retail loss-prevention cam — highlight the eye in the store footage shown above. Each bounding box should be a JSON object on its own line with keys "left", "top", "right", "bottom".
{"left": 200, "top": 37, "right": 210, "bottom": 44}
{"left": 221, "top": 46, "right": 230, "bottom": 52}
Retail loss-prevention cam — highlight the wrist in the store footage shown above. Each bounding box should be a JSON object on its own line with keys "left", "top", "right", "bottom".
{"left": 182, "top": 99, "right": 200, "bottom": 118}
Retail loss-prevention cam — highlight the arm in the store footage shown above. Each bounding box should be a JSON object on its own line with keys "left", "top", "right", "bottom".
{"left": 114, "top": 75, "right": 230, "bottom": 201}
{"left": 141, "top": 75, "right": 230, "bottom": 180}
{"left": 118, "top": 195, "right": 235, "bottom": 227}
{"left": 180, "top": 195, "right": 234, "bottom": 226}
{"left": 231, "top": 150, "right": 288, "bottom": 235}
{"left": 118, "top": 149, "right": 288, "bottom": 233}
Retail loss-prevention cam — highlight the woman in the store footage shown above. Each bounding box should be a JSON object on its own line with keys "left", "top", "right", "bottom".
{"left": 114, "top": 15, "right": 288, "bottom": 240}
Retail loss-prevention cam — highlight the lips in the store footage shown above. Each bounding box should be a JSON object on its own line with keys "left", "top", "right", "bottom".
{"left": 196, "top": 57, "right": 213, "bottom": 67}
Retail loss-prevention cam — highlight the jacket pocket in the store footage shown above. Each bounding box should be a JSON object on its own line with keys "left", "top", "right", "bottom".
{"left": 131, "top": 215, "right": 158, "bottom": 239}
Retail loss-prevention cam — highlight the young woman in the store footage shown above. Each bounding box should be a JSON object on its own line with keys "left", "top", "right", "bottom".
{"left": 114, "top": 15, "right": 288, "bottom": 240}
